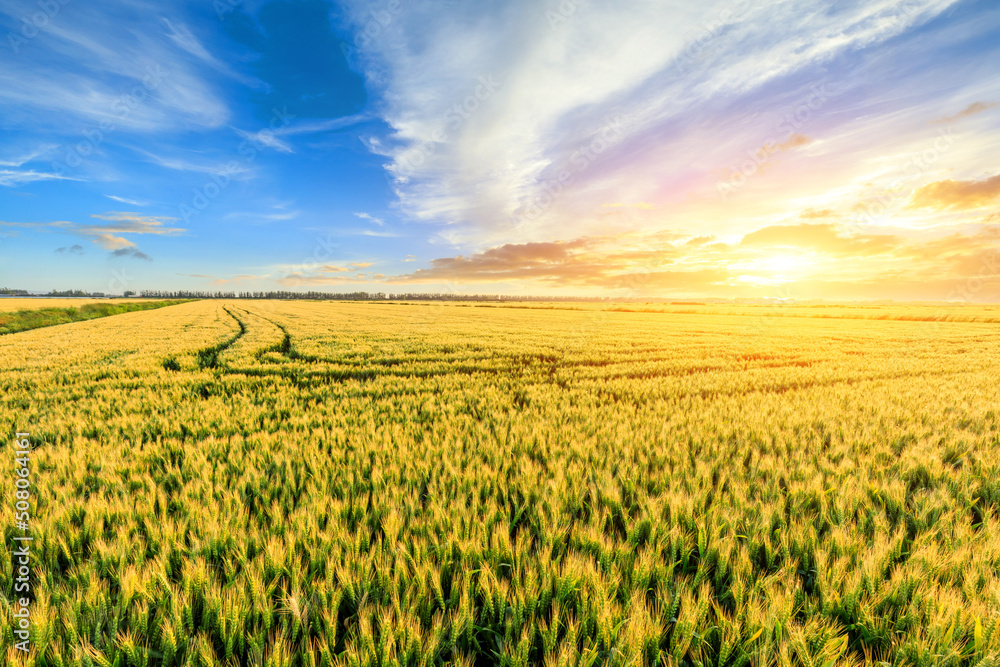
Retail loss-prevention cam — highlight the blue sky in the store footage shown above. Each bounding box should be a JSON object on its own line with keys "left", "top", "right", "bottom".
{"left": 1, "top": 0, "right": 999, "bottom": 300}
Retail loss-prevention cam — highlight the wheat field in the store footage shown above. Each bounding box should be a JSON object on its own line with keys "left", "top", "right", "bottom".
{"left": 1, "top": 299, "right": 998, "bottom": 667}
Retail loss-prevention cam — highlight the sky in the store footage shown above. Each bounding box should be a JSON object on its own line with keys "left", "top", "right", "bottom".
{"left": 1, "top": 0, "right": 999, "bottom": 301}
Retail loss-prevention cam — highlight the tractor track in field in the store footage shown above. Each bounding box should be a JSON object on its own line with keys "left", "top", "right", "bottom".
{"left": 250, "top": 312, "right": 294, "bottom": 362}
{"left": 160, "top": 305, "right": 299, "bottom": 374}
{"left": 196, "top": 306, "right": 248, "bottom": 369}
{"left": 162, "top": 305, "right": 248, "bottom": 371}
{"left": 169, "top": 306, "right": 976, "bottom": 408}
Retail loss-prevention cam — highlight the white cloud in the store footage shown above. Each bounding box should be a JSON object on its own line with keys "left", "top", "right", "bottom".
{"left": 162, "top": 19, "right": 217, "bottom": 64}
{"left": 134, "top": 149, "right": 253, "bottom": 177}
{"left": 340, "top": 0, "right": 962, "bottom": 248}
{"left": 224, "top": 210, "right": 301, "bottom": 222}
{"left": 0, "top": 0, "right": 230, "bottom": 132}
{"left": 0, "top": 169, "right": 80, "bottom": 187}
{"left": 355, "top": 212, "right": 385, "bottom": 226}
{"left": 281, "top": 115, "right": 370, "bottom": 135}
{"left": 353, "top": 229, "right": 403, "bottom": 237}
{"left": 230, "top": 114, "right": 370, "bottom": 155}
{"left": 162, "top": 18, "right": 265, "bottom": 88}
{"left": 105, "top": 195, "right": 149, "bottom": 206}
{"left": 233, "top": 128, "right": 294, "bottom": 154}
{"left": 0, "top": 145, "right": 57, "bottom": 167}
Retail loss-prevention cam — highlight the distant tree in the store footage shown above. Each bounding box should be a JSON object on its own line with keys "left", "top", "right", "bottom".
{"left": 46, "top": 289, "right": 91, "bottom": 297}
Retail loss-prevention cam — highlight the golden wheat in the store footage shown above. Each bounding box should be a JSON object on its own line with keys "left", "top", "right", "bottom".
{"left": 1, "top": 300, "right": 998, "bottom": 666}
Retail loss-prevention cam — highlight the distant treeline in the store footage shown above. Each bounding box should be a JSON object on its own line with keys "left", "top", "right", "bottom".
{"left": 138, "top": 290, "right": 631, "bottom": 302}
{"left": 44, "top": 289, "right": 100, "bottom": 297}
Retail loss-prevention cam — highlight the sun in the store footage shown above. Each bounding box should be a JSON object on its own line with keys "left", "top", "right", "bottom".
{"left": 727, "top": 252, "right": 814, "bottom": 276}
{"left": 756, "top": 253, "right": 811, "bottom": 274}
{"left": 725, "top": 252, "right": 816, "bottom": 287}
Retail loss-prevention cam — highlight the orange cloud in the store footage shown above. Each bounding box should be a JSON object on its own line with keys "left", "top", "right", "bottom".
{"left": 908, "top": 173, "right": 1000, "bottom": 210}
{"left": 385, "top": 237, "right": 722, "bottom": 291}
{"left": 373, "top": 224, "right": 1000, "bottom": 300}
{"left": 393, "top": 240, "right": 587, "bottom": 283}
{"left": 91, "top": 233, "right": 136, "bottom": 250}
{"left": 740, "top": 223, "right": 898, "bottom": 255}
{"left": 77, "top": 212, "right": 185, "bottom": 250}
{"left": 933, "top": 101, "right": 998, "bottom": 124}
{"left": 778, "top": 133, "right": 812, "bottom": 151}
{"left": 799, "top": 208, "right": 835, "bottom": 219}
{"left": 905, "top": 227, "right": 1000, "bottom": 276}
